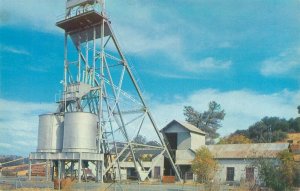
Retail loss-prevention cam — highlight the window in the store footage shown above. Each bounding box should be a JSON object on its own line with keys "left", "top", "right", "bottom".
{"left": 246, "top": 167, "right": 254, "bottom": 182}
{"left": 185, "top": 172, "right": 193, "bottom": 180}
{"left": 226, "top": 167, "right": 235, "bottom": 181}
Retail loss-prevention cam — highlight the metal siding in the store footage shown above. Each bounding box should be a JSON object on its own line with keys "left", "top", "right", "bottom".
{"left": 37, "top": 114, "right": 64, "bottom": 152}
{"left": 62, "top": 112, "right": 98, "bottom": 153}
{"left": 175, "top": 150, "right": 195, "bottom": 165}
{"left": 190, "top": 133, "right": 205, "bottom": 151}
{"left": 163, "top": 123, "right": 189, "bottom": 133}
{"left": 177, "top": 132, "right": 191, "bottom": 150}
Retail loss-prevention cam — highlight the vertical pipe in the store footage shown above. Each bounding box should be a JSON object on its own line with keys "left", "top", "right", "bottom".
{"left": 78, "top": 41, "right": 81, "bottom": 82}
{"left": 93, "top": 27, "right": 96, "bottom": 86}
{"left": 64, "top": 33, "right": 68, "bottom": 112}
{"left": 85, "top": 35, "right": 89, "bottom": 84}
{"left": 97, "top": 19, "right": 105, "bottom": 182}
{"left": 98, "top": 17, "right": 105, "bottom": 154}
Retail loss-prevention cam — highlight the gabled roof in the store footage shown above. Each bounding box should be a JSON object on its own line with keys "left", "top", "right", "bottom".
{"left": 207, "top": 143, "right": 289, "bottom": 159}
{"left": 160, "top": 120, "right": 206, "bottom": 135}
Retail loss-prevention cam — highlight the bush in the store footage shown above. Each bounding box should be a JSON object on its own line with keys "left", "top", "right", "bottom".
{"left": 256, "top": 149, "right": 296, "bottom": 191}
{"left": 191, "top": 146, "right": 218, "bottom": 183}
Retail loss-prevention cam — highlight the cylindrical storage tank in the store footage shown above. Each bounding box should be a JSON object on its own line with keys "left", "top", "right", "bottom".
{"left": 37, "top": 114, "right": 64, "bottom": 152}
{"left": 62, "top": 112, "right": 98, "bottom": 153}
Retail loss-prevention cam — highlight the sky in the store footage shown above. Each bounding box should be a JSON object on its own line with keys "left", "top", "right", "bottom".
{"left": 0, "top": 0, "right": 300, "bottom": 156}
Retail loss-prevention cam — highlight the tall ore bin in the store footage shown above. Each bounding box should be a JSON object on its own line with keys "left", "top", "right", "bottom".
{"left": 37, "top": 114, "right": 64, "bottom": 152}
{"left": 62, "top": 112, "right": 98, "bottom": 153}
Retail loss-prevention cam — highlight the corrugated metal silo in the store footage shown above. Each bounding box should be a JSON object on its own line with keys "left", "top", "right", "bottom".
{"left": 62, "top": 112, "right": 98, "bottom": 153}
{"left": 37, "top": 114, "right": 64, "bottom": 152}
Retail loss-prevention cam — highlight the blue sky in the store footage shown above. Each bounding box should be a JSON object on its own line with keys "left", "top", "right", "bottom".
{"left": 0, "top": 0, "right": 300, "bottom": 156}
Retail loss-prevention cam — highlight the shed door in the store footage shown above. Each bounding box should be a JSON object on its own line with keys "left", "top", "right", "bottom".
{"left": 153, "top": 166, "right": 160, "bottom": 179}
{"left": 246, "top": 167, "right": 254, "bottom": 181}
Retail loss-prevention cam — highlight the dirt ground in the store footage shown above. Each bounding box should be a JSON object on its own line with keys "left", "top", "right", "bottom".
{"left": 1, "top": 176, "right": 299, "bottom": 191}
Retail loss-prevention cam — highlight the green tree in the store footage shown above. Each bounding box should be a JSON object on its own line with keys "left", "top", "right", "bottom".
{"left": 233, "top": 117, "right": 293, "bottom": 143}
{"left": 146, "top": 140, "right": 161, "bottom": 146}
{"left": 277, "top": 149, "right": 296, "bottom": 186}
{"left": 256, "top": 158, "right": 286, "bottom": 191}
{"left": 133, "top": 135, "right": 147, "bottom": 144}
{"left": 184, "top": 101, "right": 225, "bottom": 144}
{"left": 191, "top": 146, "right": 218, "bottom": 183}
{"left": 298, "top": 105, "right": 300, "bottom": 114}
{"left": 255, "top": 149, "right": 296, "bottom": 191}
{"left": 218, "top": 134, "right": 252, "bottom": 144}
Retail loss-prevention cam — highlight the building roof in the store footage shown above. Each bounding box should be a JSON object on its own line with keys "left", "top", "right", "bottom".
{"left": 207, "top": 143, "right": 289, "bottom": 159}
{"left": 160, "top": 120, "right": 206, "bottom": 135}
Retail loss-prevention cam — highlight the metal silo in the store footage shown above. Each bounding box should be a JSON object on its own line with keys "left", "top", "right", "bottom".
{"left": 37, "top": 114, "right": 64, "bottom": 152}
{"left": 62, "top": 112, "right": 98, "bottom": 153}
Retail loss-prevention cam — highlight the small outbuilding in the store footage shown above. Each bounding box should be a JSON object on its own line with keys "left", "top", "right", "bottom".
{"left": 161, "top": 120, "right": 291, "bottom": 184}
{"left": 207, "top": 143, "right": 290, "bottom": 184}
{"left": 160, "top": 120, "right": 206, "bottom": 180}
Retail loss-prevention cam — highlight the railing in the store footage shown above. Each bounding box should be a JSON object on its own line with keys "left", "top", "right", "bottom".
{"left": 56, "top": 4, "right": 101, "bottom": 22}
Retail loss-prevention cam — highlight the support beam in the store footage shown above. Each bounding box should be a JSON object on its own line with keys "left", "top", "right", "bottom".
{"left": 107, "top": 22, "right": 183, "bottom": 182}
{"left": 70, "top": 161, "right": 75, "bottom": 178}
{"left": 96, "top": 161, "right": 103, "bottom": 183}
{"left": 61, "top": 161, "right": 65, "bottom": 179}
{"left": 58, "top": 160, "right": 62, "bottom": 190}
{"left": 50, "top": 160, "right": 54, "bottom": 181}
{"left": 28, "top": 160, "right": 32, "bottom": 181}
{"left": 78, "top": 159, "right": 82, "bottom": 183}
{"left": 96, "top": 161, "right": 100, "bottom": 182}
{"left": 46, "top": 159, "right": 49, "bottom": 181}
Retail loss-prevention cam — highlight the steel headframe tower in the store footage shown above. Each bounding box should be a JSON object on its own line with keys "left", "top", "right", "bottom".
{"left": 32, "top": 0, "right": 181, "bottom": 182}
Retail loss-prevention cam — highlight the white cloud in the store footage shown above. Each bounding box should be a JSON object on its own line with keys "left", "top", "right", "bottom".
{"left": 260, "top": 46, "right": 300, "bottom": 77}
{"left": 0, "top": 99, "right": 56, "bottom": 156}
{"left": 183, "top": 57, "right": 232, "bottom": 73}
{"left": 0, "top": 0, "right": 64, "bottom": 33}
{"left": 150, "top": 89, "right": 300, "bottom": 136}
{"left": 107, "top": 2, "right": 234, "bottom": 76}
{"left": 0, "top": 0, "right": 233, "bottom": 76}
{"left": 0, "top": 45, "right": 30, "bottom": 56}
{"left": 1, "top": 89, "right": 299, "bottom": 155}
{"left": 114, "top": 25, "right": 182, "bottom": 56}
{"left": 144, "top": 70, "right": 198, "bottom": 80}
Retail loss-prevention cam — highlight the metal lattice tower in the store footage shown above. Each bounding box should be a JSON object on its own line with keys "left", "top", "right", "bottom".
{"left": 31, "top": 0, "right": 181, "bottom": 183}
